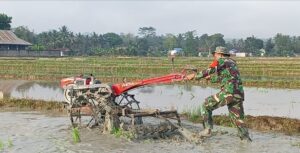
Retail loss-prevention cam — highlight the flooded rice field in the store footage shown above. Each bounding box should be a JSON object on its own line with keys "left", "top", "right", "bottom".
{"left": 1, "top": 80, "right": 300, "bottom": 119}
{"left": 0, "top": 111, "right": 299, "bottom": 153}
{"left": 1, "top": 80, "right": 300, "bottom": 152}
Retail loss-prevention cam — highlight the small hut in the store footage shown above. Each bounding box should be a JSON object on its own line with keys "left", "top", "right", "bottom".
{"left": 0, "top": 30, "right": 31, "bottom": 51}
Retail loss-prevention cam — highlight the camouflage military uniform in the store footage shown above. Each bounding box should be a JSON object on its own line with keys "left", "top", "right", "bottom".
{"left": 195, "top": 57, "right": 250, "bottom": 140}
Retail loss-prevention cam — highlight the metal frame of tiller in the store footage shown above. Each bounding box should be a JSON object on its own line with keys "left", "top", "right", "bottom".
{"left": 62, "top": 68, "right": 196, "bottom": 131}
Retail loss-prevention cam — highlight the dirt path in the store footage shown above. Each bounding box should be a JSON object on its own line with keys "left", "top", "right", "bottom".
{"left": 0, "top": 111, "right": 299, "bottom": 153}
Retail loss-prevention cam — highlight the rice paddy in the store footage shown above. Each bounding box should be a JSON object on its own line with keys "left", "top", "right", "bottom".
{"left": 0, "top": 56, "right": 300, "bottom": 145}
{"left": 0, "top": 57, "right": 299, "bottom": 88}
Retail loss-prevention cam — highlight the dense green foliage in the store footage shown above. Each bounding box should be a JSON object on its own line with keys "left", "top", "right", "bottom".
{"left": 0, "top": 13, "right": 12, "bottom": 30}
{"left": 12, "top": 25, "right": 300, "bottom": 57}
{"left": 0, "top": 13, "right": 297, "bottom": 57}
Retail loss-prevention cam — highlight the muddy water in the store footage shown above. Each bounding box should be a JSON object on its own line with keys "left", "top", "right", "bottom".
{"left": 0, "top": 111, "right": 299, "bottom": 153}
{"left": 0, "top": 80, "right": 64, "bottom": 101}
{"left": 1, "top": 80, "right": 300, "bottom": 119}
{"left": 131, "top": 85, "right": 300, "bottom": 119}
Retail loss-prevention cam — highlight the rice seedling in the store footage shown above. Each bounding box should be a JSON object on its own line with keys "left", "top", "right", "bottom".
{"left": 182, "top": 105, "right": 202, "bottom": 123}
{"left": 7, "top": 138, "right": 13, "bottom": 148}
{"left": 291, "top": 142, "right": 300, "bottom": 148}
{"left": 111, "top": 127, "right": 135, "bottom": 140}
{"left": 111, "top": 127, "right": 122, "bottom": 138}
{"left": 71, "top": 127, "right": 81, "bottom": 143}
{"left": 0, "top": 139, "right": 3, "bottom": 151}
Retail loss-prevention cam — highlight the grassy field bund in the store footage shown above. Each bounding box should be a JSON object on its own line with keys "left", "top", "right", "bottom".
{"left": 0, "top": 56, "right": 299, "bottom": 88}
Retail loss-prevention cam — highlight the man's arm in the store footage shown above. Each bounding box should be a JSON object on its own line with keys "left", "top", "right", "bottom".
{"left": 210, "top": 75, "right": 220, "bottom": 83}
{"left": 194, "top": 60, "right": 218, "bottom": 80}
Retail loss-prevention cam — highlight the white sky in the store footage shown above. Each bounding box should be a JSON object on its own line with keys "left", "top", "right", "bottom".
{"left": 1, "top": 0, "right": 300, "bottom": 38}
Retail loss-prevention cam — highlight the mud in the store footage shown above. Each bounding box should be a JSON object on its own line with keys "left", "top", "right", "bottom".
{"left": 1, "top": 80, "right": 299, "bottom": 119}
{"left": 0, "top": 111, "right": 300, "bottom": 153}
{"left": 1, "top": 98, "right": 300, "bottom": 135}
{"left": 1, "top": 80, "right": 300, "bottom": 152}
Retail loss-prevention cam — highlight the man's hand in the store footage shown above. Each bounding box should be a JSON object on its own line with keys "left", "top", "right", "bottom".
{"left": 205, "top": 75, "right": 211, "bottom": 80}
{"left": 184, "top": 73, "right": 196, "bottom": 80}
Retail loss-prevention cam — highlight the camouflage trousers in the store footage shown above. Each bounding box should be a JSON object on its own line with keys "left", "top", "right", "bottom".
{"left": 200, "top": 91, "right": 250, "bottom": 139}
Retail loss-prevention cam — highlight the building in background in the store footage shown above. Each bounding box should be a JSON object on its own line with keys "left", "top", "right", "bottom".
{"left": 0, "top": 30, "right": 70, "bottom": 57}
{"left": 0, "top": 30, "right": 32, "bottom": 51}
{"left": 168, "top": 48, "right": 183, "bottom": 56}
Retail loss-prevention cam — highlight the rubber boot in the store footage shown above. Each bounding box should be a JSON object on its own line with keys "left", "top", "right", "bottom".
{"left": 238, "top": 127, "right": 252, "bottom": 142}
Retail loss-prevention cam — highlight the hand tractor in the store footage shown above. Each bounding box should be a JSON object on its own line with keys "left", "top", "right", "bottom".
{"left": 60, "top": 69, "right": 201, "bottom": 142}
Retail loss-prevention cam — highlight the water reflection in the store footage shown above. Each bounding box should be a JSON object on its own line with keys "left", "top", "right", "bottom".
{"left": 0, "top": 80, "right": 299, "bottom": 119}
{"left": 0, "top": 80, "right": 27, "bottom": 99}
{"left": 138, "top": 86, "right": 154, "bottom": 93}
{"left": 15, "top": 81, "right": 60, "bottom": 92}
{"left": 0, "top": 80, "right": 63, "bottom": 101}
{"left": 130, "top": 85, "right": 300, "bottom": 119}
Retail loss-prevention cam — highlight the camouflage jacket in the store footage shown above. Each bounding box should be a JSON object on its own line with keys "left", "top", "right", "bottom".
{"left": 195, "top": 57, "right": 244, "bottom": 99}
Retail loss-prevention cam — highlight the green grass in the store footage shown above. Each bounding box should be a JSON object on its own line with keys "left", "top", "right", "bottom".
{"left": 0, "top": 98, "right": 64, "bottom": 111}
{"left": 0, "top": 56, "right": 300, "bottom": 88}
{"left": 111, "top": 127, "right": 135, "bottom": 140}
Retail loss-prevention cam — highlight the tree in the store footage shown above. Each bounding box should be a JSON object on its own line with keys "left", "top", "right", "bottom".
{"left": 120, "top": 33, "right": 138, "bottom": 56}
{"left": 58, "top": 25, "right": 72, "bottom": 48}
{"left": 137, "top": 38, "right": 148, "bottom": 56}
{"left": 199, "top": 34, "right": 208, "bottom": 48}
{"left": 90, "top": 32, "right": 101, "bottom": 49}
{"left": 184, "top": 31, "right": 198, "bottom": 56}
{"left": 137, "top": 27, "right": 163, "bottom": 56}
{"left": 13, "top": 26, "right": 36, "bottom": 43}
{"left": 29, "top": 44, "right": 45, "bottom": 51}
{"left": 264, "top": 38, "right": 274, "bottom": 56}
{"left": 273, "top": 33, "right": 294, "bottom": 56}
{"left": 72, "top": 33, "right": 86, "bottom": 55}
{"left": 236, "top": 39, "right": 246, "bottom": 51}
{"left": 292, "top": 36, "right": 300, "bottom": 54}
{"left": 274, "top": 33, "right": 292, "bottom": 51}
{"left": 201, "top": 33, "right": 225, "bottom": 55}
{"left": 225, "top": 42, "right": 234, "bottom": 50}
{"left": 138, "top": 27, "right": 156, "bottom": 38}
{"left": 163, "top": 34, "right": 177, "bottom": 50}
{"left": 0, "top": 13, "right": 12, "bottom": 30}
{"left": 209, "top": 33, "right": 225, "bottom": 49}
{"left": 102, "top": 32, "right": 123, "bottom": 48}
{"left": 244, "top": 36, "right": 264, "bottom": 56}
{"left": 176, "top": 34, "right": 184, "bottom": 48}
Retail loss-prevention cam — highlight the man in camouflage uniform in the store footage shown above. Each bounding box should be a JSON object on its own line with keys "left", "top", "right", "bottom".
{"left": 186, "top": 46, "right": 251, "bottom": 141}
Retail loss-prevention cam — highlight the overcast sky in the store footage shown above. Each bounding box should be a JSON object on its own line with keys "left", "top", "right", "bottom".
{"left": 1, "top": 0, "right": 300, "bottom": 39}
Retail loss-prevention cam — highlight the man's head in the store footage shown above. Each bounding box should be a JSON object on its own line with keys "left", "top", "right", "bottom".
{"left": 212, "top": 46, "right": 230, "bottom": 60}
